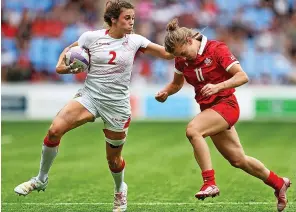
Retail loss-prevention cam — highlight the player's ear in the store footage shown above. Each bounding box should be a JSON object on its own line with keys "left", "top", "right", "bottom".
{"left": 111, "top": 17, "right": 117, "bottom": 25}
{"left": 187, "top": 37, "right": 193, "bottom": 45}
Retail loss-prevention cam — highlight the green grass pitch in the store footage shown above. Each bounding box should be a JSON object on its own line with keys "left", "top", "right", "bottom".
{"left": 1, "top": 121, "right": 296, "bottom": 211}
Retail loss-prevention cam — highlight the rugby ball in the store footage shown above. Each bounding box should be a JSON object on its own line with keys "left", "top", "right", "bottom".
{"left": 65, "top": 46, "right": 89, "bottom": 71}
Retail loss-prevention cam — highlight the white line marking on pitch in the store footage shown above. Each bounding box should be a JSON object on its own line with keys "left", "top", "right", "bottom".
{"left": 2, "top": 202, "right": 294, "bottom": 206}
{"left": 1, "top": 135, "right": 12, "bottom": 145}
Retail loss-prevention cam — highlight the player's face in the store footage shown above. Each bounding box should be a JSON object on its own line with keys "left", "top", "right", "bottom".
{"left": 173, "top": 38, "right": 197, "bottom": 61}
{"left": 117, "top": 9, "right": 135, "bottom": 34}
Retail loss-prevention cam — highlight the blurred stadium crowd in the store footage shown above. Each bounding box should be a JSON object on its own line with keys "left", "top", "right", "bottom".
{"left": 2, "top": 0, "right": 296, "bottom": 85}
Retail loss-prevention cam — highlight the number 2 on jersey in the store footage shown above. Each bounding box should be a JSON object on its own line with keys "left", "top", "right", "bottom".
{"left": 108, "top": 51, "right": 116, "bottom": 65}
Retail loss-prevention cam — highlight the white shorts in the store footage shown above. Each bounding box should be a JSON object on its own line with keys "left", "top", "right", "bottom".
{"left": 73, "top": 88, "right": 131, "bottom": 132}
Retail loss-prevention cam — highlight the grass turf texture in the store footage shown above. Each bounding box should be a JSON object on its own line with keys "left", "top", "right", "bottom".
{"left": 2, "top": 121, "right": 296, "bottom": 211}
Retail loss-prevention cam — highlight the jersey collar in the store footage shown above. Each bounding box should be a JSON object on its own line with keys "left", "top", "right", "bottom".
{"left": 197, "top": 35, "right": 207, "bottom": 55}
{"left": 105, "top": 29, "right": 127, "bottom": 39}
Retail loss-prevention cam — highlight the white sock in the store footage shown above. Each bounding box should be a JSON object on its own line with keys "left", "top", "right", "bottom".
{"left": 37, "top": 144, "right": 58, "bottom": 182}
{"left": 111, "top": 168, "right": 125, "bottom": 192}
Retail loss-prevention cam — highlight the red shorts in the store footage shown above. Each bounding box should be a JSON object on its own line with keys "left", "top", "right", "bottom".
{"left": 199, "top": 94, "right": 240, "bottom": 127}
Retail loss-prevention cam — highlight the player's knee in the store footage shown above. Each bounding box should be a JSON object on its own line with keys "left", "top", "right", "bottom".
{"left": 229, "top": 156, "right": 246, "bottom": 168}
{"left": 103, "top": 129, "right": 126, "bottom": 140}
{"left": 186, "top": 125, "right": 203, "bottom": 141}
{"left": 105, "top": 137, "right": 126, "bottom": 148}
{"left": 48, "top": 125, "right": 64, "bottom": 141}
{"left": 104, "top": 129, "right": 126, "bottom": 148}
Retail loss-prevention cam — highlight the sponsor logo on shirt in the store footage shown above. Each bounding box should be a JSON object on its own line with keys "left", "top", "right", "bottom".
{"left": 204, "top": 57, "right": 212, "bottom": 66}
{"left": 96, "top": 42, "right": 110, "bottom": 46}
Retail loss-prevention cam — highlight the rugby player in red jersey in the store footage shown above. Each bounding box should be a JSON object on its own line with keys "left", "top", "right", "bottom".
{"left": 155, "top": 19, "right": 291, "bottom": 212}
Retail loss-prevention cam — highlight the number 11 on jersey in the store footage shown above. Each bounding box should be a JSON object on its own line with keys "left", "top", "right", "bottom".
{"left": 195, "top": 68, "right": 204, "bottom": 82}
{"left": 108, "top": 51, "right": 116, "bottom": 65}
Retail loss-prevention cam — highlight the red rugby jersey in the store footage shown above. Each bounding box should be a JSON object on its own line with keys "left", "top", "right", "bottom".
{"left": 175, "top": 36, "right": 239, "bottom": 105}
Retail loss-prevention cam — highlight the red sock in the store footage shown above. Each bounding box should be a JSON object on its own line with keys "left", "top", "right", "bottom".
{"left": 202, "top": 169, "right": 216, "bottom": 185}
{"left": 43, "top": 134, "right": 60, "bottom": 147}
{"left": 264, "top": 171, "right": 284, "bottom": 190}
{"left": 109, "top": 159, "right": 125, "bottom": 173}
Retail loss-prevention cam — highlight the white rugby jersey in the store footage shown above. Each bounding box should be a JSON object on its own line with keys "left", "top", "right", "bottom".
{"left": 78, "top": 29, "right": 151, "bottom": 103}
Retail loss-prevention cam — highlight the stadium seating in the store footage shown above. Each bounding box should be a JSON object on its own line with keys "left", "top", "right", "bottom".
{"left": 2, "top": 0, "right": 296, "bottom": 84}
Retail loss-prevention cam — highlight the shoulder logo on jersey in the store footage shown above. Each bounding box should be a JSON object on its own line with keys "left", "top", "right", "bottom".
{"left": 204, "top": 57, "right": 212, "bottom": 66}
{"left": 122, "top": 40, "right": 128, "bottom": 46}
{"left": 230, "top": 55, "right": 236, "bottom": 61}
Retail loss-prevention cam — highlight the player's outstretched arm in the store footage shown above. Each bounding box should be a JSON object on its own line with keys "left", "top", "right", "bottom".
{"left": 144, "top": 43, "right": 174, "bottom": 60}
{"left": 155, "top": 72, "right": 184, "bottom": 103}
{"left": 55, "top": 42, "right": 80, "bottom": 74}
{"left": 201, "top": 64, "right": 249, "bottom": 97}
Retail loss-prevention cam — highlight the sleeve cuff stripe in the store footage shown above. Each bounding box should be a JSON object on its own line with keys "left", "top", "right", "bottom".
{"left": 226, "top": 61, "right": 239, "bottom": 71}
{"left": 174, "top": 68, "right": 183, "bottom": 75}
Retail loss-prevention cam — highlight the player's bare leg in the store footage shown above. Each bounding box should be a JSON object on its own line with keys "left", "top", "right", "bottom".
{"left": 104, "top": 129, "right": 128, "bottom": 212}
{"left": 186, "top": 109, "right": 229, "bottom": 200}
{"left": 14, "top": 100, "right": 95, "bottom": 196}
{"left": 211, "top": 127, "right": 291, "bottom": 212}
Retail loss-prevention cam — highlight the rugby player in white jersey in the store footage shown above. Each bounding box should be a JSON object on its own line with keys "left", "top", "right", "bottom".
{"left": 14, "top": 1, "right": 173, "bottom": 211}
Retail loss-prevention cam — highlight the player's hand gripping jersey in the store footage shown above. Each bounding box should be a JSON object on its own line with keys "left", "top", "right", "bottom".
{"left": 78, "top": 29, "right": 151, "bottom": 102}
{"left": 175, "top": 36, "right": 239, "bottom": 105}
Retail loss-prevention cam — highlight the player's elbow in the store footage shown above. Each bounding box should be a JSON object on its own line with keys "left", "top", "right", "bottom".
{"left": 242, "top": 72, "right": 249, "bottom": 84}
{"left": 238, "top": 71, "right": 249, "bottom": 85}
